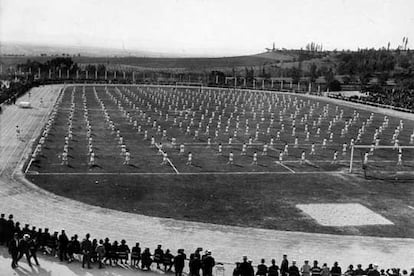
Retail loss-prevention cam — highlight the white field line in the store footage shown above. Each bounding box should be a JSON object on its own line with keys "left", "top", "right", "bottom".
{"left": 408, "top": 206, "right": 414, "bottom": 210}
{"left": 26, "top": 170, "right": 346, "bottom": 176}
{"left": 155, "top": 143, "right": 180, "bottom": 174}
{"left": 275, "top": 161, "right": 296, "bottom": 173}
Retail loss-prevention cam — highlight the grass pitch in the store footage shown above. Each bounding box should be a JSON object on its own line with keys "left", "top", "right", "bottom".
{"left": 26, "top": 85, "right": 414, "bottom": 238}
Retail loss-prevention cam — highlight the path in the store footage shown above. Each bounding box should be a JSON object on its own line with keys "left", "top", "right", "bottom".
{"left": 0, "top": 85, "right": 413, "bottom": 275}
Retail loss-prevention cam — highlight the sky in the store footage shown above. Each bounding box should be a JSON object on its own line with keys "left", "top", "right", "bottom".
{"left": 1, "top": 0, "right": 414, "bottom": 57}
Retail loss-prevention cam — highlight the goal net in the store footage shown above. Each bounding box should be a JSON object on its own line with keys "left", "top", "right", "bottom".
{"left": 349, "top": 145, "right": 414, "bottom": 180}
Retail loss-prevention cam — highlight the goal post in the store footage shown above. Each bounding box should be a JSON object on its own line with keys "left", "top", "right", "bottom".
{"left": 349, "top": 144, "right": 414, "bottom": 179}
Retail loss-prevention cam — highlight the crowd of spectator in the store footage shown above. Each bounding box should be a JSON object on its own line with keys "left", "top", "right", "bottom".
{"left": 1, "top": 213, "right": 413, "bottom": 276}
{"left": 364, "top": 88, "right": 414, "bottom": 111}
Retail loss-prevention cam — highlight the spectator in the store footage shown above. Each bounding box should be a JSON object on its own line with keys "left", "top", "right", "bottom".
{"left": 5, "top": 214, "right": 14, "bottom": 243}
{"left": 154, "top": 244, "right": 164, "bottom": 269}
{"left": 103, "top": 238, "right": 112, "bottom": 266}
{"left": 111, "top": 240, "right": 119, "bottom": 265}
{"left": 8, "top": 232, "right": 20, "bottom": 269}
{"left": 321, "top": 263, "right": 330, "bottom": 276}
{"left": 240, "top": 256, "right": 254, "bottom": 276}
{"left": 81, "top": 233, "right": 92, "bottom": 269}
{"left": 28, "top": 235, "right": 40, "bottom": 266}
{"left": 58, "top": 229, "right": 69, "bottom": 262}
{"left": 0, "top": 213, "right": 6, "bottom": 245}
{"left": 163, "top": 249, "right": 174, "bottom": 272}
{"left": 311, "top": 260, "right": 322, "bottom": 276}
{"left": 131, "top": 242, "right": 141, "bottom": 267}
{"left": 202, "top": 250, "right": 215, "bottom": 276}
{"left": 141, "top": 247, "right": 152, "bottom": 270}
{"left": 288, "top": 260, "right": 300, "bottom": 276}
{"left": 174, "top": 249, "right": 186, "bottom": 276}
{"left": 268, "top": 259, "right": 279, "bottom": 276}
{"left": 118, "top": 239, "right": 130, "bottom": 265}
{"left": 410, "top": 268, "right": 414, "bottom": 276}
{"left": 96, "top": 239, "right": 106, "bottom": 269}
{"left": 355, "top": 264, "right": 365, "bottom": 276}
{"left": 72, "top": 235, "right": 81, "bottom": 262}
{"left": 302, "top": 260, "right": 312, "bottom": 276}
{"left": 15, "top": 222, "right": 22, "bottom": 239}
{"left": 17, "top": 234, "right": 32, "bottom": 267}
{"left": 41, "top": 228, "right": 51, "bottom": 254}
{"left": 345, "top": 265, "right": 355, "bottom": 276}
{"left": 256, "top": 258, "right": 268, "bottom": 276}
{"left": 368, "top": 265, "right": 380, "bottom": 276}
{"left": 190, "top": 251, "right": 202, "bottom": 276}
{"left": 91, "top": 238, "right": 98, "bottom": 263}
{"left": 331, "top": 262, "right": 342, "bottom": 276}
{"left": 281, "top": 255, "right": 289, "bottom": 276}
{"left": 233, "top": 262, "right": 241, "bottom": 276}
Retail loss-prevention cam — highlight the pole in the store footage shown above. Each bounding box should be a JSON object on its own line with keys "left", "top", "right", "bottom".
{"left": 95, "top": 70, "right": 98, "bottom": 80}
{"left": 38, "top": 68, "right": 41, "bottom": 78}
{"left": 67, "top": 69, "right": 69, "bottom": 79}
{"left": 262, "top": 79, "right": 265, "bottom": 89}
{"left": 105, "top": 70, "right": 107, "bottom": 80}
{"left": 215, "top": 75, "right": 218, "bottom": 84}
{"left": 59, "top": 69, "right": 61, "bottom": 79}
{"left": 349, "top": 145, "right": 355, "bottom": 173}
{"left": 133, "top": 71, "right": 135, "bottom": 82}
{"left": 86, "top": 70, "right": 88, "bottom": 79}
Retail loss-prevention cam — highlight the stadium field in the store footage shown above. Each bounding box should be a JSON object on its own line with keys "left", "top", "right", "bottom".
{"left": 25, "top": 85, "right": 414, "bottom": 238}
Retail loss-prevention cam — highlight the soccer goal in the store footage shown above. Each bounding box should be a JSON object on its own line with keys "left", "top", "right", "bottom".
{"left": 349, "top": 145, "right": 414, "bottom": 180}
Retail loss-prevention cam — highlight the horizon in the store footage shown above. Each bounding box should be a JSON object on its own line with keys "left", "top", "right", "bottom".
{"left": 1, "top": 0, "right": 414, "bottom": 57}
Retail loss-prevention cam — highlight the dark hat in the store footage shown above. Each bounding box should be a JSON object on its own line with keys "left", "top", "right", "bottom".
{"left": 9, "top": 214, "right": 13, "bottom": 219}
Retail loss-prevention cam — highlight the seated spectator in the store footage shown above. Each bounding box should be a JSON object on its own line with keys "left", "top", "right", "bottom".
{"left": 117, "top": 239, "right": 130, "bottom": 265}
{"left": 163, "top": 249, "right": 174, "bottom": 272}
{"left": 269, "top": 259, "right": 279, "bottom": 276}
{"left": 368, "top": 265, "right": 380, "bottom": 276}
{"left": 131, "top": 242, "right": 141, "bottom": 267}
{"left": 103, "top": 238, "right": 112, "bottom": 266}
{"left": 355, "top": 264, "right": 365, "bottom": 276}
{"left": 331, "top": 262, "right": 342, "bottom": 276}
{"left": 96, "top": 239, "right": 106, "bottom": 269}
{"left": 154, "top": 244, "right": 164, "bottom": 269}
{"left": 257, "top": 259, "right": 268, "bottom": 276}
{"left": 288, "top": 261, "right": 300, "bottom": 276}
{"left": 345, "top": 265, "right": 355, "bottom": 276}
{"left": 141, "top": 247, "right": 152, "bottom": 270}
{"left": 111, "top": 240, "right": 119, "bottom": 266}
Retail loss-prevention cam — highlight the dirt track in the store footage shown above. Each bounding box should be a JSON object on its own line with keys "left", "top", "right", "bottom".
{"left": 0, "top": 85, "right": 413, "bottom": 272}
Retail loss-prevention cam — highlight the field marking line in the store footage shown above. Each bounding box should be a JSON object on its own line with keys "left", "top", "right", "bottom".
{"left": 25, "top": 170, "right": 344, "bottom": 176}
{"left": 155, "top": 143, "right": 180, "bottom": 174}
{"left": 408, "top": 206, "right": 414, "bottom": 210}
{"left": 275, "top": 161, "right": 296, "bottom": 173}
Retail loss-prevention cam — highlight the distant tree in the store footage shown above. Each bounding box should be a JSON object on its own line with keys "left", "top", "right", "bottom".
{"left": 328, "top": 80, "right": 341, "bottom": 91}
{"left": 309, "top": 63, "right": 318, "bottom": 82}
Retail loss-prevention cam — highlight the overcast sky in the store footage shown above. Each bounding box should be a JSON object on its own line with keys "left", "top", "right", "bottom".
{"left": 1, "top": 0, "right": 414, "bottom": 56}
